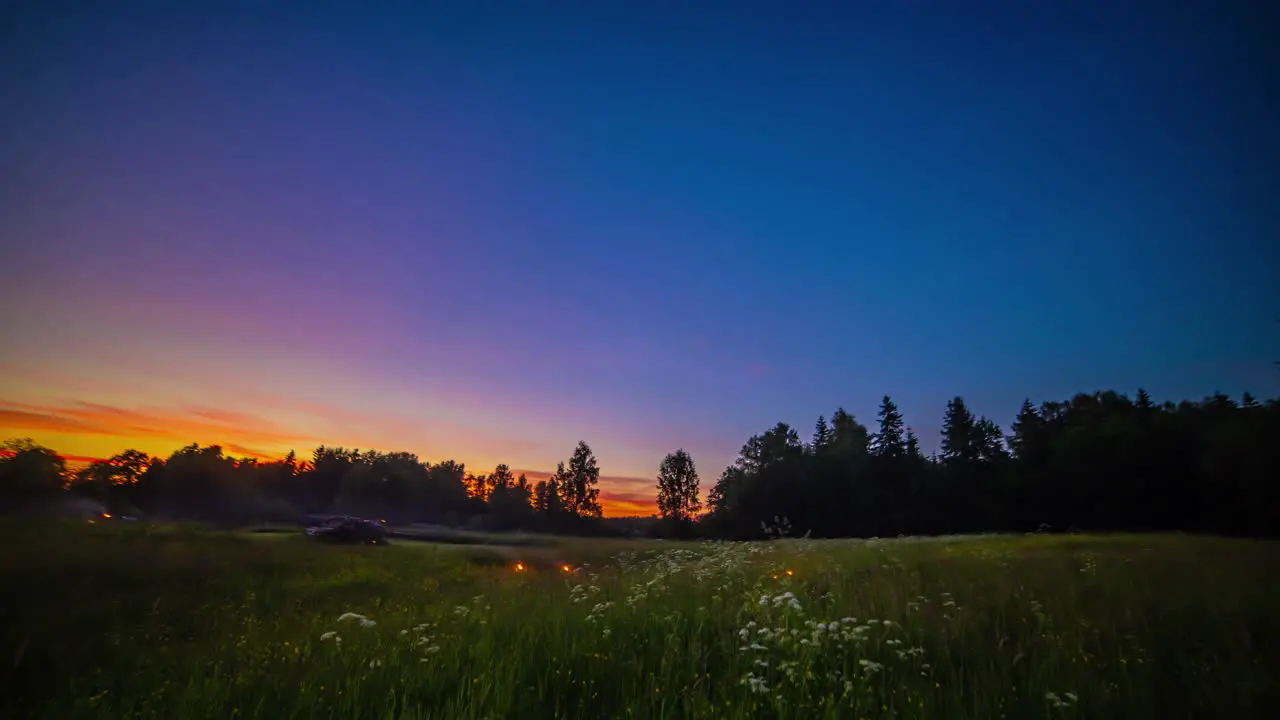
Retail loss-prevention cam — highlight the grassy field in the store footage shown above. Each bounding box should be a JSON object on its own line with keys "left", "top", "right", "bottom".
{"left": 2, "top": 523, "right": 1277, "bottom": 719}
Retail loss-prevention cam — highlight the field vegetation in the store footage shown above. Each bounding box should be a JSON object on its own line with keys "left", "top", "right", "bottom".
{"left": 3, "top": 522, "right": 1276, "bottom": 719}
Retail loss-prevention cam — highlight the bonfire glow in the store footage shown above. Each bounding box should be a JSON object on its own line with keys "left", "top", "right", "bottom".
{"left": 514, "top": 562, "right": 526, "bottom": 572}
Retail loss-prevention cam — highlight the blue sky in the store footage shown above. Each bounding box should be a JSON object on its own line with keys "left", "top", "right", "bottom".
{"left": 2, "top": 0, "right": 1277, "bottom": 510}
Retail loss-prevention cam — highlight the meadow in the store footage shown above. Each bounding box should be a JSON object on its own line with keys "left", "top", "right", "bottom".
{"left": 2, "top": 523, "right": 1277, "bottom": 719}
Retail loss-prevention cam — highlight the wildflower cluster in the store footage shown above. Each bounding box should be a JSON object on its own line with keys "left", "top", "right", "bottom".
{"left": 316, "top": 611, "right": 380, "bottom": 665}
{"left": 401, "top": 622, "right": 441, "bottom": 662}
{"left": 585, "top": 601, "right": 614, "bottom": 623}
{"left": 758, "top": 591, "right": 802, "bottom": 612}
{"left": 318, "top": 611, "right": 379, "bottom": 647}
{"left": 735, "top": 588, "right": 933, "bottom": 706}
{"left": 567, "top": 577, "right": 602, "bottom": 604}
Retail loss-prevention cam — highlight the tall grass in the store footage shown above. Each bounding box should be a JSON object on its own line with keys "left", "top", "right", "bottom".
{"left": 2, "top": 522, "right": 1276, "bottom": 718}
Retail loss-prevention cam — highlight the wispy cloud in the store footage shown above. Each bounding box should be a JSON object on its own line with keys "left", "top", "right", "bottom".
{"left": 0, "top": 407, "right": 112, "bottom": 436}
{"left": 0, "top": 400, "right": 316, "bottom": 461}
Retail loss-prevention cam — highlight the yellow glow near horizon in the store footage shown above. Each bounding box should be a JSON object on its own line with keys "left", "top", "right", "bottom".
{"left": 0, "top": 396, "right": 662, "bottom": 516}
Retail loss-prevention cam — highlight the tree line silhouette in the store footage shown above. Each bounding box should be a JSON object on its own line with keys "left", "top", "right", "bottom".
{"left": 702, "top": 390, "right": 1277, "bottom": 539}
{"left": 1, "top": 388, "right": 1276, "bottom": 538}
{"left": 0, "top": 437, "right": 613, "bottom": 534}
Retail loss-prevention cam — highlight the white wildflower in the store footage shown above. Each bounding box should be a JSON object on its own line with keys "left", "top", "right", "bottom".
{"left": 1046, "top": 691, "right": 1078, "bottom": 708}
{"left": 740, "top": 672, "right": 769, "bottom": 694}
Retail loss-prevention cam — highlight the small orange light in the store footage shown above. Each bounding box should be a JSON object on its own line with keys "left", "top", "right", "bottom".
{"left": 514, "top": 562, "right": 525, "bottom": 572}
{"left": 102, "top": 513, "right": 112, "bottom": 519}
{"left": 561, "top": 564, "right": 572, "bottom": 572}
{"left": 772, "top": 574, "right": 779, "bottom": 579}
{"left": 785, "top": 569, "right": 793, "bottom": 576}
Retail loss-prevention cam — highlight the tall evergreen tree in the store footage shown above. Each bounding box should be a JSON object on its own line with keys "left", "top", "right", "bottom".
{"left": 1008, "top": 399, "right": 1042, "bottom": 461}
{"left": 904, "top": 428, "right": 922, "bottom": 459}
{"left": 871, "top": 395, "right": 907, "bottom": 458}
{"left": 941, "top": 396, "right": 977, "bottom": 465}
{"left": 812, "top": 415, "right": 831, "bottom": 453}
{"left": 1136, "top": 388, "right": 1154, "bottom": 412}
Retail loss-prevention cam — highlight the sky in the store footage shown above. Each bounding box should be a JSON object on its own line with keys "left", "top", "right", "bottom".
{"left": 2, "top": 1, "right": 1278, "bottom": 515}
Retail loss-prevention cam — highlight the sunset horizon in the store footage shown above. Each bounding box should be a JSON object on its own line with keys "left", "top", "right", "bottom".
{"left": 0, "top": 396, "right": 663, "bottom": 517}
{"left": 3, "top": 1, "right": 1276, "bottom": 523}
{"left": 2, "top": 2, "right": 1277, "bottom": 715}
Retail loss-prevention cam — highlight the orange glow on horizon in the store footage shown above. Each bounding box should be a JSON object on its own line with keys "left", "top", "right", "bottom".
{"left": 0, "top": 397, "right": 663, "bottom": 517}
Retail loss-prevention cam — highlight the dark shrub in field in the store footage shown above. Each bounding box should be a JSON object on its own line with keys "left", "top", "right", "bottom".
{"left": 305, "top": 517, "right": 388, "bottom": 545}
